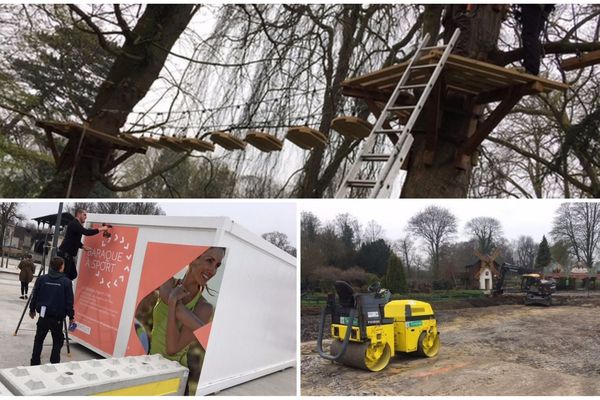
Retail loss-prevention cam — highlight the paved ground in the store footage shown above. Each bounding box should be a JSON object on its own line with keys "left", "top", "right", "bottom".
{"left": 0, "top": 264, "right": 296, "bottom": 395}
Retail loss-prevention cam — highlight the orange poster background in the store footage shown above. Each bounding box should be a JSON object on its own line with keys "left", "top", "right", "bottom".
{"left": 71, "top": 225, "right": 139, "bottom": 355}
{"left": 125, "top": 242, "right": 209, "bottom": 356}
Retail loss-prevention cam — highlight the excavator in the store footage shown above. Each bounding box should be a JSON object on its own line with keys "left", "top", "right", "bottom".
{"left": 492, "top": 263, "right": 556, "bottom": 306}
{"left": 316, "top": 281, "right": 440, "bottom": 372}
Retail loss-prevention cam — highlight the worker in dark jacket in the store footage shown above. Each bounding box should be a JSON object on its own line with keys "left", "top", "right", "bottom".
{"left": 519, "top": 4, "right": 554, "bottom": 75}
{"left": 29, "top": 256, "right": 74, "bottom": 365}
{"left": 17, "top": 254, "right": 35, "bottom": 299}
{"left": 58, "top": 208, "right": 108, "bottom": 280}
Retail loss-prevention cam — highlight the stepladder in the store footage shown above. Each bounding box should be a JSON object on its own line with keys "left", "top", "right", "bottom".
{"left": 335, "top": 28, "right": 461, "bottom": 198}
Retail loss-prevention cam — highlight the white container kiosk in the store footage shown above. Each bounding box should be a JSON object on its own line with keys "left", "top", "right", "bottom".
{"left": 69, "top": 214, "right": 296, "bottom": 395}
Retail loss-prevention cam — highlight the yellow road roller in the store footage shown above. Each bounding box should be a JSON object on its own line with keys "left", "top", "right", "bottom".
{"left": 317, "top": 281, "right": 440, "bottom": 371}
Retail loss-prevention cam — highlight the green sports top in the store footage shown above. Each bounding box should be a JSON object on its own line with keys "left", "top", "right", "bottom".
{"left": 150, "top": 287, "right": 203, "bottom": 367}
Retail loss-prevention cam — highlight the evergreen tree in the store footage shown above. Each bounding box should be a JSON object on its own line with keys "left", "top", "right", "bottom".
{"left": 357, "top": 239, "right": 391, "bottom": 276}
{"left": 535, "top": 235, "right": 552, "bottom": 272}
{"left": 383, "top": 253, "right": 407, "bottom": 294}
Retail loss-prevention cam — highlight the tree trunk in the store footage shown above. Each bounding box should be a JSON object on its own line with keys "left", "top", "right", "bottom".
{"left": 39, "top": 5, "right": 196, "bottom": 197}
{"left": 401, "top": 5, "right": 506, "bottom": 198}
{"left": 298, "top": 5, "right": 361, "bottom": 198}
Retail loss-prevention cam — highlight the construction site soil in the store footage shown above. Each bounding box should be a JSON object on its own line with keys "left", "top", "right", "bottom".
{"left": 301, "top": 292, "right": 600, "bottom": 396}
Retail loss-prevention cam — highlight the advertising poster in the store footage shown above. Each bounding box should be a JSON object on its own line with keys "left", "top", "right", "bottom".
{"left": 71, "top": 225, "right": 139, "bottom": 355}
{"left": 126, "top": 242, "right": 226, "bottom": 395}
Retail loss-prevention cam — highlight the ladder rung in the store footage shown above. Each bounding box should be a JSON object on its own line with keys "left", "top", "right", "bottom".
{"left": 399, "top": 84, "right": 427, "bottom": 90}
{"left": 374, "top": 129, "right": 403, "bottom": 134}
{"left": 387, "top": 105, "right": 415, "bottom": 112}
{"left": 421, "top": 45, "right": 447, "bottom": 52}
{"left": 347, "top": 180, "right": 376, "bottom": 188}
{"left": 410, "top": 63, "right": 438, "bottom": 70}
{"left": 361, "top": 154, "right": 390, "bottom": 162}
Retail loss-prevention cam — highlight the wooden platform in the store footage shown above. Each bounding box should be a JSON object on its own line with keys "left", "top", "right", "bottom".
{"left": 181, "top": 137, "right": 214, "bottom": 152}
{"left": 285, "top": 126, "right": 327, "bottom": 150}
{"left": 36, "top": 120, "right": 146, "bottom": 153}
{"left": 245, "top": 131, "right": 283, "bottom": 152}
{"left": 158, "top": 136, "right": 188, "bottom": 152}
{"left": 342, "top": 51, "right": 569, "bottom": 104}
{"left": 132, "top": 136, "right": 166, "bottom": 149}
{"left": 331, "top": 116, "right": 373, "bottom": 140}
{"left": 210, "top": 131, "right": 247, "bottom": 150}
{"left": 341, "top": 51, "right": 569, "bottom": 169}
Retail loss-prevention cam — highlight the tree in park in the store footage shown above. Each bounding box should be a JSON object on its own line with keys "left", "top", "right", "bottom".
{"left": 356, "top": 238, "right": 391, "bottom": 277}
{"left": 464, "top": 216, "right": 504, "bottom": 254}
{"left": 393, "top": 235, "right": 418, "bottom": 277}
{"left": 551, "top": 202, "right": 600, "bottom": 268}
{"left": 262, "top": 231, "right": 297, "bottom": 257}
{"left": 534, "top": 235, "right": 552, "bottom": 272}
{"left": 383, "top": 252, "right": 407, "bottom": 294}
{"left": 36, "top": 5, "right": 200, "bottom": 197}
{"left": 0, "top": 202, "right": 25, "bottom": 267}
{"left": 515, "top": 235, "right": 536, "bottom": 271}
{"left": 408, "top": 205, "right": 457, "bottom": 280}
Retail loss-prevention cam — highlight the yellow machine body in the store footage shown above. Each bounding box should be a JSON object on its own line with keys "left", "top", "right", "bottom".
{"left": 329, "top": 299, "right": 439, "bottom": 371}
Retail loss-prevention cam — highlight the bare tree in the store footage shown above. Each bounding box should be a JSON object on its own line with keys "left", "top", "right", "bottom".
{"left": 515, "top": 235, "right": 536, "bottom": 271}
{"left": 262, "top": 231, "right": 296, "bottom": 256}
{"left": 408, "top": 205, "right": 457, "bottom": 279}
{"left": 551, "top": 202, "right": 600, "bottom": 267}
{"left": 334, "top": 213, "right": 361, "bottom": 249}
{"left": 464, "top": 216, "right": 504, "bottom": 254}
{"left": 37, "top": 5, "right": 200, "bottom": 197}
{"left": 363, "top": 220, "right": 384, "bottom": 244}
{"left": 0, "top": 202, "right": 25, "bottom": 267}
{"left": 393, "top": 235, "right": 418, "bottom": 277}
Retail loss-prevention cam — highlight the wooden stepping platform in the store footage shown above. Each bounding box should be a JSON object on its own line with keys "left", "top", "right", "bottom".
{"left": 134, "top": 136, "right": 166, "bottom": 149}
{"left": 158, "top": 136, "right": 188, "bottom": 152}
{"left": 342, "top": 50, "right": 569, "bottom": 104}
{"left": 36, "top": 120, "right": 145, "bottom": 153}
{"left": 181, "top": 137, "right": 214, "bottom": 152}
{"left": 285, "top": 126, "right": 327, "bottom": 149}
{"left": 245, "top": 131, "right": 283, "bottom": 152}
{"left": 331, "top": 116, "right": 373, "bottom": 140}
{"left": 210, "top": 131, "right": 247, "bottom": 150}
{"left": 119, "top": 134, "right": 149, "bottom": 149}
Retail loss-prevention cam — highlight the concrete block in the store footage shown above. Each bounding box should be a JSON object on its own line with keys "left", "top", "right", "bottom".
{"left": 0, "top": 354, "right": 188, "bottom": 395}
{"left": 0, "top": 379, "right": 13, "bottom": 396}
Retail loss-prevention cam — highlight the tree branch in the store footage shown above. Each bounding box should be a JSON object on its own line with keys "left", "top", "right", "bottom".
{"left": 487, "top": 136, "right": 595, "bottom": 195}
{"left": 98, "top": 152, "right": 189, "bottom": 192}
{"left": 492, "top": 41, "right": 600, "bottom": 67}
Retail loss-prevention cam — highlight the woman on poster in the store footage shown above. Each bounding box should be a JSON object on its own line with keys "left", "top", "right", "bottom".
{"left": 149, "top": 247, "right": 225, "bottom": 367}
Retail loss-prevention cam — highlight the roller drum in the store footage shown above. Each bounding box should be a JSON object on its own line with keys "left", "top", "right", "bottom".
{"left": 330, "top": 340, "right": 391, "bottom": 372}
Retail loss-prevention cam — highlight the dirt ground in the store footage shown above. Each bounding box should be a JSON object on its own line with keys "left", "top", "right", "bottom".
{"left": 301, "top": 292, "right": 600, "bottom": 396}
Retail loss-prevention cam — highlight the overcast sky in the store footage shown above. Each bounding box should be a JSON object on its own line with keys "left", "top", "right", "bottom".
{"left": 14, "top": 201, "right": 297, "bottom": 244}
{"left": 300, "top": 199, "right": 584, "bottom": 244}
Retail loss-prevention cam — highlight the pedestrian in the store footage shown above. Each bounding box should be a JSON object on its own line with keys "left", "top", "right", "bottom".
{"left": 518, "top": 4, "right": 555, "bottom": 75}
{"left": 57, "top": 208, "right": 108, "bottom": 280}
{"left": 29, "top": 256, "right": 75, "bottom": 365}
{"left": 17, "top": 254, "right": 35, "bottom": 299}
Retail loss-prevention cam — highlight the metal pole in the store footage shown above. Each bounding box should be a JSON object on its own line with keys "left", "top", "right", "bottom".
{"left": 50, "top": 203, "right": 63, "bottom": 258}
{"left": 63, "top": 318, "right": 71, "bottom": 357}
